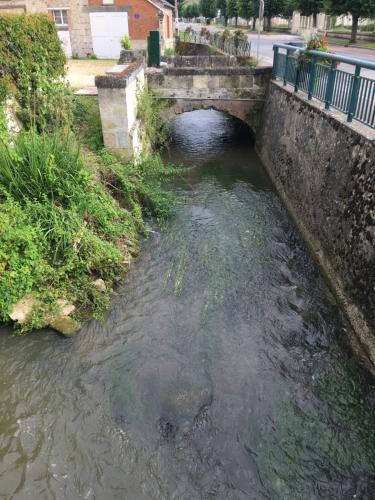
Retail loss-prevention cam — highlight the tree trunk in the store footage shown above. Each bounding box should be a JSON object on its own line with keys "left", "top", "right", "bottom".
{"left": 265, "top": 17, "right": 271, "bottom": 32}
{"left": 312, "top": 12, "right": 317, "bottom": 28}
{"left": 252, "top": 17, "right": 256, "bottom": 30}
{"left": 235, "top": 16, "right": 238, "bottom": 27}
{"left": 350, "top": 15, "right": 359, "bottom": 44}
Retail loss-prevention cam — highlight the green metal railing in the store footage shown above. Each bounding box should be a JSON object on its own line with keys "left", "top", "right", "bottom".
{"left": 273, "top": 43, "right": 375, "bottom": 129}
{"left": 179, "top": 30, "right": 252, "bottom": 58}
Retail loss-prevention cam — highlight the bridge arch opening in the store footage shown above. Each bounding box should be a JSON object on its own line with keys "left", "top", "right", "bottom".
{"left": 164, "top": 108, "right": 256, "bottom": 150}
{"left": 163, "top": 110, "right": 264, "bottom": 184}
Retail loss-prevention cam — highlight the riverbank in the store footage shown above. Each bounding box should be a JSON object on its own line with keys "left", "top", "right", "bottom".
{"left": 0, "top": 94, "right": 177, "bottom": 335}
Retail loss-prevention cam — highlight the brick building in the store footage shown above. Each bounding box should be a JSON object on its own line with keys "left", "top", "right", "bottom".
{"left": 0, "top": 0, "right": 174, "bottom": 58}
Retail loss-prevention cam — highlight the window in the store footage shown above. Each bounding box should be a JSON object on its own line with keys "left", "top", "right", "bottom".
{"left": 52, "top": 9, "right": 68, "bottom": 26}
{"left": 102, "top": 0, "right": 114, "bottom": 4}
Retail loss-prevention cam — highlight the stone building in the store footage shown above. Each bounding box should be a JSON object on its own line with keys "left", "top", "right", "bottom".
{"left": 0, "top": 0, "right": 174, "bottom": 58}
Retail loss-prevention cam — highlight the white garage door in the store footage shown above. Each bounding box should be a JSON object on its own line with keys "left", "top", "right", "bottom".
{"left": 90, "top": 12, "right": 129, "bottom": 59}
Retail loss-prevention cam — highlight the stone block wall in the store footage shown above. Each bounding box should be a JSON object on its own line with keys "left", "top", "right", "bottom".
{"left": 47, "top": 0, "right": 93, "bottom": 57}
{"left": 161, "top": 56, "right": 239, "bottom": 68}
{"left": 147, "top": 65, "right": 272, "bottom": 135}
{"left": 257, "top": 81, "right": 375, "bottom": 364}
{"left": 95, "top": 62, "right": 145, "bottom": 157}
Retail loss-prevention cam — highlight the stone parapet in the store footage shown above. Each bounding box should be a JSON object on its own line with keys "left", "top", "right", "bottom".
{"left": 95, "top": 62, "right": 145, "bottom": 157}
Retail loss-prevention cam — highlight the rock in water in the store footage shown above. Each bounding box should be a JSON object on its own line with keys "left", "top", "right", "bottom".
{"left": 9, "top": 295, "right": 37, "bottom": 324}
{"left": 50, "top": 316, "right": 81, "bottom": 337}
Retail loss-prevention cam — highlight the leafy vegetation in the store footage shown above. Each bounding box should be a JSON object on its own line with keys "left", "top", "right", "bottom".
{"left": 137, "top": 88, "right": 171, "bottom": 150}
{"left": 120, "top": 35, "right": 132, "bottom": 50}
{"left": 0, "top": 14, "right": 66, "bottom": 120}
{"left": 73, "top": 96, "right": 103, "bottom": 151}
{"left": 0, "top": 112, "right": 177, "bottom": 332}
{"left": 0, "top": 16, "right": 178, "bottom": 334}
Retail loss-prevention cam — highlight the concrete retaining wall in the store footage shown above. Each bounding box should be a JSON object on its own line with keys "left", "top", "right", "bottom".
{"left": 257, "top": 81, "right": 375, "bottom": 365}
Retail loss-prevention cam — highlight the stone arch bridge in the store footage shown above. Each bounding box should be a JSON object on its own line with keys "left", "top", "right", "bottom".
{"left": 146, "top": 63, "right": 272, "bottom": 136}
{"left": 95, "top": 56, "right": 272, "bottom": 156}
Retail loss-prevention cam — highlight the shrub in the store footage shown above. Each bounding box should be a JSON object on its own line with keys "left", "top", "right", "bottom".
{"left": 359, "top": 23, "right": 375, "bottom": 33}
{"left": 0, "top": 125, "right": 178, "bottom": 332}
{"left": 121, "top": 35, "right": 132, "bottom": 50}
{"left": 164, "top": 48, "right": 175, "bottom": 56}
{"left": 222, "top": 29, "right": 231, "bottom": 41}
{"left": 200, "top": 27, "right": 210, "bottom": 39}
{"left": 0, "top": 14, "right": 69, "bottom": 129}
{"left": 233, "top": 30, "right": 247, "bottom": 48}
{"left": 0, "top": 14, "right": 65, "bottom": 103}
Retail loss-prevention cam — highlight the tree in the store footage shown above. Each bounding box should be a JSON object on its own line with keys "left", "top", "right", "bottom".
{"left": 184, "top": 3, "right": 200, "bottom": 18}
{"left": 296, "top": 0, "right": 325, "bottom": 28}
{"left": 262, "top": 0, "right": 288, "bottom": 30}
{"left": 199, "top": 0, "right": 216, "bottom": 19}
{"left": 166, "top": 0, "right": 185, "bottom": 16}
{"left": 216, "top": 0, "right": 228, "bottom": 23}
{"left": 325, "top": 0, "right": 375, "bottom": 43}
{"left": 282, "top": 0, "right": 298, "bottom": 18}
{"left": 238, "top": 0, "right": 254, "bottom": 21}
{"left": 226, "top": 0, "right": 239, "bottom": 25}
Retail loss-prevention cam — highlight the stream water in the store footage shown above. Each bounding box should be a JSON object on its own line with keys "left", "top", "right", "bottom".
{"left": 0, "top": 110, "right": 374, "bottom": 500}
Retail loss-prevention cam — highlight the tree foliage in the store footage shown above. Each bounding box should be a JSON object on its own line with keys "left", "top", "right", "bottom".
{"left": 296, "top": 0, "right": 324, "bottom": 17}
{"left": 226, "top": 0, "right": 239, "bottom": 20}
{"left": 216, "top": 0, "right": 228, "bottom": 19}
{"left": 184, "top": 3, "right": 200, "bottom": 17}
{"left": 325, "top": 0, "right": 375, "bottom": 42}
{"left": 238, "top": 0, "right": 254, "bottom": 20}
{"left": 199, "top": 0, "right": 216, "bottom": 18}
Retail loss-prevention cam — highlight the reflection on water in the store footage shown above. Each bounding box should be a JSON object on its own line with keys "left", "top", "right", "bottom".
{"left": 0, "top": 110, "right": 374, "bottom": 499}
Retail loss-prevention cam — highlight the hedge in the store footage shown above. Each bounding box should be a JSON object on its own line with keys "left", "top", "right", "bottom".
{"left": 0, "top": 14, "right": 66, "bottom": 103}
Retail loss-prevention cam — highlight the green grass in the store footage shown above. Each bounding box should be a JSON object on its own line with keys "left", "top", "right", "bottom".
{"left": 0, "top": 92, "right": 178, "bottom": 333}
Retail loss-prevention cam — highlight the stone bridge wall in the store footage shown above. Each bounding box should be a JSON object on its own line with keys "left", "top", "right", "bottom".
{"left": 147, "top": 66, "right": 272, "bottom": 134}
{"left": 161, "top": 55, "right": 239, "bottom": 67}
{"left": 257, "top": 81, "right": 375, "bottom": 365}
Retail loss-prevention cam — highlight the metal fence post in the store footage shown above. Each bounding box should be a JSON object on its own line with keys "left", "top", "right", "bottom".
{"left": 283, "top": 49, "right": 289, "bottom": 86}
{"left": 308, "top": 55, "right": 317, "bottom": 100}
{"left": 272, "top": 46, "right": 279, "bottom": 80}
{"left": 347, "top": 65, "right": 361, "bottom": 123}
{"left": 294, "top": 55, "right": 300, "bottom": 92}
{"left": 324, "top": 60, "right": 336, "bottom": 110}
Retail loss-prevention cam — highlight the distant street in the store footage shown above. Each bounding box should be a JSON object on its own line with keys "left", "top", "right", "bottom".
{"left": 179, "top": 23, "right": 375, "bottom": 78}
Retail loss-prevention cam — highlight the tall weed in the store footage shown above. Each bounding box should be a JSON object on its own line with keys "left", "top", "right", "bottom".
{"left": 0, "top": 124, "right": 178, "bottom": 332}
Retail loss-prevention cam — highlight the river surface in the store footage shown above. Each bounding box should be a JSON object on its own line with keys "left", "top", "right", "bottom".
{"left": 0, "top": 110, "right": 375, "bottom": 500}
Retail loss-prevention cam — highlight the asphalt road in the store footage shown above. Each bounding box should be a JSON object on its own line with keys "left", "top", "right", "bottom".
{"left": 248, "top": 33, "right": 375, "bottom": 78}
